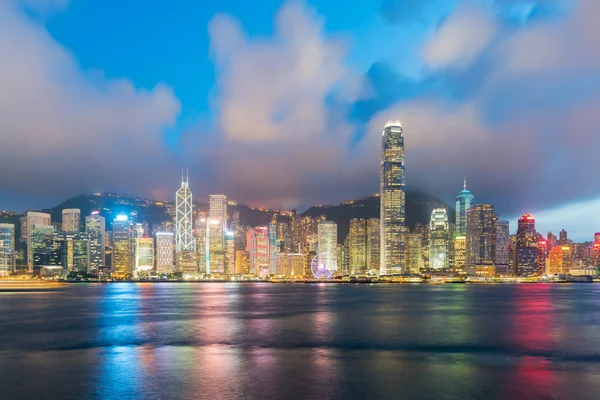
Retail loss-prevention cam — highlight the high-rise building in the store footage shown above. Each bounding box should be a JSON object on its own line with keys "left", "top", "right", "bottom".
{"left": 176, "top": 172, "right": 196, "bottom": 253}
{"left": 465, "top": 205, "right": 496, "bottom": 273}
{"left": 225, "top": 230, "right": 235, "bottom": 275}
{"left": 62, "top": 208, "right": 81, "bottom": 232}
{"left": 155, "top": 232, "right": 174, "bottom": 275}
{"left": 406, "top": 233, "right": 423, "bottom": 273}
{"left": 547, "top": 232, "right": 557, "bottom": 251}
{"left": 455, "top": 178, "right": 474, "bottom": 236}
{"left": 537, "top": 239, "right": 548, "bottom": 275}
{"left": 234, "top": 250, "right": 249, "bottom": 275}
{"left": 275, "top": 253, "right": 305, "bottom": 277}
{"left": 52, "top": 231, "right": 91, "bottom": 273}
{"left": 559, "top": 229, "right": 568, "bottom": 246}
{"left": 348, "top": 219, "right": 367, "bottom": 275}
{"left": 25, "top": 211, "right": 51, "bottom": 270}
{"left": 453, "top": 235, "right": 466, "bottom": 271}
{"left": 208, "top": 194, "right": 227, "bottom": 274}
{"left": 86, "top": 213, "right": 105, "bottom": 274}
{"left": 317, "top": 221, "right": 337, "bottom": 274}
{"left": 194, "top": 212, "right": 208, "bottom": 274}
{"left": 112, "top": 215, "right": 132, "bottom": 277}
{"left": 547, "top": 246, "right": 571, "bottom": 275}
{"left": 0, "top": 224, "right": 15, "bottom": 276}
{"left": 30, "top": 224, "right": 55, "bottom": 274}
{"left": 134, "top": 238, "right": 154, "bottom": 278}
{"left": 269, "top": 216, "right": 278, "bottom": 276}
{"left": 429, "top": 208, "right": 449, "bottom": 270}
{"left": 495, "top": 220, "right": 510, "bottom": 266}
{"left": 247, "top": 227, "right": 269, "bottom": 276}
{"left": 515, "top": 213, "right": 538, "bottom": 275}
{"left": 380, "top": 120, "right": 405, "bottom": 275}
{"left": 594, "top": 233, "right": 600, "bottom": 268}
{"left": 366, "top": 218, "right": 380, "bottom": 274}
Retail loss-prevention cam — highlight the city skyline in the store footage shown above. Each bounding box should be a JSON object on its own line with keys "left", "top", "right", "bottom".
{"left": 1, "top": 0, "right": 599, "bottom": 241}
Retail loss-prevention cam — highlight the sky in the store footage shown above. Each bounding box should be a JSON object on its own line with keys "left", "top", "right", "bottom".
{"left": 0, "top": 0, "right": 599, "bottom": 240}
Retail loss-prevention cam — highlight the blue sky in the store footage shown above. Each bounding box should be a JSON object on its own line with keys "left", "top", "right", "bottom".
{"left": 1, "top": 0, "right": 600, "bottom": 240}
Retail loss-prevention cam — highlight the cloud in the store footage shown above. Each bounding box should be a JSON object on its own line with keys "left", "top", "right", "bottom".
{"left": 202, "top": 1, "right": 369, "bottom": 208}
{"left": 0, "top": 2, "right": 181, "bottom": 209}
{"left": 365, "top": 0, "right": 600, "bottom": 228}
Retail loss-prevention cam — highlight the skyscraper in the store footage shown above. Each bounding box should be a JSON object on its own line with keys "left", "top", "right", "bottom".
{"left": 515, "top": 213, "right": 538, "bottom": 275}
{"left": 112, "top": 215, "right": 132, "bottom": 277}
{"left": 495, "top": 220, "right": 510, "bottom": 266}
{"left": 25, "top": 211, "right": 51, "bottom": 270}
{"left": 269, "top": 215, "right": 278, "bottom": 276}
{"left": 208, "top": 194, "right": 227, "bottom": 274}
{"left": 559, "top": 229, "right": 568, "bottom": 246}
{"left": 547, "top": 232, "right": 557, "bottom": 251}
{"left": 247, "top": 227, "right": 269, "bottom": 276}
{"left": 348, "top": 219, "right": 367, "bottom": 275}
{"left": 62, "top": 208, "right": 81, "bottom": 232}
{"left": 155, "top": 232, "right": 174, "bottom": 275}
{"left": 52, "top": 231, "right": 91, "bottom": 273}
{"left": 406, "top": 233, "right": 423, "bottom": 273}
{"left": 380, "top": 120, "right": 405, "bottom": 275}
{"left": 366, "top": 218, "right": 380, "bottom": 274}
{"left": 0, "top": 224, "right": 15, "bottom": 276}
{"left": 429, "top": 209, "right": 450, "bottom": 270}
{"left": 134, "top": 237, "right": 154, "bottom": 278}
{"left": 455, "top": 178, "right": 474, "bottom": 236}
{"left": 176, "top": 172, "right": 196, "bottom": 253}
{"left": 466, "top": 204, "right": 496, "bottom": 273}
{"left": 86, "top": 213, "right": 106, "bottom": 274}
{"left": 453, "top": 235, "right": 466, "bottom": 271}
{"left": 30, "top": 224, "right": 55, "bottom": 274}
{"left": 318, "top": 221, "right": 338, "bottom": 274}
{"left": 194, "top": 212, "right": 208, "bottom": 274}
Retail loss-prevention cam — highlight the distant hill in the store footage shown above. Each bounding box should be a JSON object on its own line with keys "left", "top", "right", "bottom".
{"left": 4, "top": 190, "right": 454, "bottom": 242}
{"left": 303, "top": 191, "right": 455, "bottom": 242}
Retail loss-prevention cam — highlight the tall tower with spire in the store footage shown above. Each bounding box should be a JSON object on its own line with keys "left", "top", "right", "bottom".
{"left": 176, "top": 170, "right": 196, "bottom": 252}
{"left": 455, "top": 177, "right": 475, "bottom": 236}
{"left": 380, "top": 120, "right": 405, "bottom": 275}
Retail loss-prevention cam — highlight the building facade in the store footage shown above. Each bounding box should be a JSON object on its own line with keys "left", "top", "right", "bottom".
{"left": 0, "top": 224, "right": 15, "bottom": 275}
{"left": 429, "top": 208, "right": 450, "bottom": 270}
{"left": 155, "top": 232, "right": 174, "bottom": 275}
{"left": 455, "top": 178, "right": 474, "bottom": 236}
{"left": 62, "top": 208, "right": 81, "bottom": 232}
{"left": 317, "top": 221, "right": 338, "bottom": 274}
{"left": 466, "top": 204, "right": 496, "bottom": 272}
{"left": 86, "top": 213, "right": 106, "bottom": 275}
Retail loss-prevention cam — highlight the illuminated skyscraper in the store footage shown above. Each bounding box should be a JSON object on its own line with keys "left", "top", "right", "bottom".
{"left": 269, "top": 215, "right": 278, "bottom": 275}
{"left": 318, "top": 221, "right": 337, "bottom": 273}
{"left": 455, "top": 178, "right": 474, "bottom": 236}
{"left": 208, "top": 194, "right": 227, "bottom": 274}
{"left": 155, "top": 232, "right": 174, "bottom": 275}
{"left": 25, "top": 211, "right": 51, "bottom": 270}
{"left": 406, "top": 233, "right": 423, "bottom": 273}
{"left": 247, "top": 227, "right": 269, "bottom": 276}
{"left": 225, "top": 230, "right": 235, "bottom": 275}
{"left": 453, "top": 235, "right": 466, "bottom": 271}
{"left": 30, "top": 224, "right": 55, "bottom": 273}
{"left": 112, "top": 215, "right": 132, "bottom": 277}
{"left": 429, "top": 208, "right": 449, "bottom": 270}
{"left": 515, "top": 213, "right": 538, "bottom": 275}
{"left": 547, "top": 232, "right": 557, "bottom": 251}
{"left": 194, "top": 212, "right": 208, "bottom": 274}
{"left": 62, "top": 209, "right": 81, "bottom": 232}
{"left": 348, "top": 219, "right": 367, "bottom": 275}
{"left": 176, "top": 171, "right": 196, "bottom": 252}
{"left": 366, "top": 218, "right": 380, "bottom": 274}
{"left": 0, "top": 224, "right": 15, "bottom": 275}
{"left": 594, "top": 232, "right": 600, "bottom": 268}
{"left": 466, "top": 205, "right": 496, "bottom": 273}
{"left": 495, "top": 220, "right": 510, "bottom": 266}
{"left": 134, "top": 238, "right": 154, "bottom": 278}
{"left": 86, "top": 213, "right": 105, "bottom": 274}
{"left": 559, "top": 229, "right": 568, "bottom": 246}
{"left": 537, "top": 239, "right": 548, "bottom": 275}
{"left": 380, "top": 120, "right": 405, "bottom": 275}
{"left": 547, "top": 246, "right": 571, "bottom": 275}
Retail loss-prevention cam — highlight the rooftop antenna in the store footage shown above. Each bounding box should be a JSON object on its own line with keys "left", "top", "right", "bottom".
{"left": 463, "top": 176, "right": 467, "bottom": 190}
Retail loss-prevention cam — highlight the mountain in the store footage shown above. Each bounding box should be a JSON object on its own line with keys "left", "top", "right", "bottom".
{"left": 302, "top": 191, "right": 455, "bottom": 242}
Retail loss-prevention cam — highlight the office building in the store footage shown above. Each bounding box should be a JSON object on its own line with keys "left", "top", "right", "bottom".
{"left": 0, "top": 224, "right": 15, "bottom": 275}
{"left": 429, "top": 208, "right": 450, "bottom": 270}
{"left": 317, "top": 221, "right": 337, "bottom": 274}
{"left": 62, "top": 208, "right": 81, "bottom": 232}
{"left": 247, "top": 227, "right": 269, "bottom": 277}
{"left": 547, "top": 246, "right": 571, "bottom": 275}
{"left": 380, "top": 120, "right": 405, "bottom": 274}
{"left": 194, "top": 212, "right": 208, "bottom": 274}
{"left": 52, "top": 231, "right": 91, "bottom": 273}
{"left": 86, "top": 213, "right": 106, "bottom": 274}
{"left": 495, "top": 220, "right": 510, "bottom": 266}
{"left": 134, "top": 237, "right": 154, "bottom": 278}
{"left": 275, "top": 253, "right": 305, "bottom": 277}
{"left": 515, "top": 213, "right": 538, "bottom": 275}
{"left": 366, "top": 218, "right": 380, "bottom": 274}
{"left": 465, "top": 205, "right": 496, "bottom": 273}
{"left": 30, "top": 224, "right": 55, "bottom": 274}
{"left": 25, "top": 211, "right": 51, "bottom": 270}
{"left": 453, "top": 235, "right": 466, "bottom": 271}
{"left": 234, "top": 250, "right": 249, "bottom": 275}
{"left": 155, "top": 232, "right": 174, "bottom": 275}
{"left": 208, "top": 194, "right": 227, "bottom": 274}
{"left": 559, "top": 229, "right": 568, "bottom": 246}
{"left": 112, "top": 215, "right": 132, "bottom": 277}
{"left": 406, "top": 233, "right": 423, "bottom": 273}
{"left": 348, "top": 219, "right": 367, "bottom": 275}
{"left": 269, "top": 216, "right": 278, "bottom": 275}
{"left": 455, "top": 178, "right": 474, "bottom": 236}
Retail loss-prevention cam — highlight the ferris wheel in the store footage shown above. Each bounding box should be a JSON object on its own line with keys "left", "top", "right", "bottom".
{"left": 311, "top": 253, "right": 333, "bottom": 279}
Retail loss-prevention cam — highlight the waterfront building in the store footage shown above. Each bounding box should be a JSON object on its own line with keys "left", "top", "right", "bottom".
{"left": 495, "top": 220, "right": 510, "bottom": 266}
{"left": 194, "top": 212, "right": 208, "bottom": 274}
{"left": 515, "top": 213, "right": 538, "bottom": 275}
{"left": 269, "top": 215, "right": 278, "bottom": 275}
{"left": 176, "top": 172, "right": 196, "bottom": 274}
{"left": 86, "top": 213, "right": 105, "bottom": 275}
{"left": 0, "top": 223, "right": 15, "bottom": 275}
{"left": 547, "top": 246, "right": 571, "bottom": 275}
{"left": 465, "top": 204, "right": 496, "bottom": 274}
{"left": 134, "top": 237, "right": 154, "bottom": 278}
{"left": 366, "top": 218, "right": 380, "bottom": 274}
{"left": 234, "top": 250, "right": 249, "bottom": 275}
{"left": 348, "top": 219, "right": 367, "bottom": 275}
{"left": 275, "top": 253, "right": 305, "bottom": 277}
{"left": 547, "top": 232, "right": 557, "bottom": 250}
{"left": 453, "top": 235, "right": 466, "bottom": 271}
{"left": 208, "top": 194, "right": 227, "bottom": 274}
{"left": 247, "top": 227, "right": 270, "bottom": 277}
{"left": 406, "top": 233, "right": 423, "bottom": 273}
{"left": 559, "top": 229, "right": 568, "bottom": 246}
{"left": 62, "top": 208, "right": 81, "bottom": 232}
{"left": 112, "top": 215, "right": 132, "bottom": 277}
{"left": 455, "top": 178, "right": 474, "bottom": 236}
{"left": 594, "top": 232, "right": 600, "bottom": 268}
{"left": 538, "top": 239, "right": 548, "bottom": 275}
{"left": 155, "top": 232, "right": 174, "bottom": 275}
{"left": 52, "top": 231, "right": 91, "bottom": 273}
{"left": 30, "top": 224, "right": 55, "bottom": 273}
{"left": 380, "top": 120, "right": 405, "bottom": 274}
{"left": 226, "top": 230, "right": 235, "bottom": 275}
{"left": 317, "top": 221, "right": 337, "bottom": 274}
{"left": 25, "top": 211, "right": 51, "bottom": 270}
{"left": 429, "top": 208, "right": 450, "bottom": 270}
